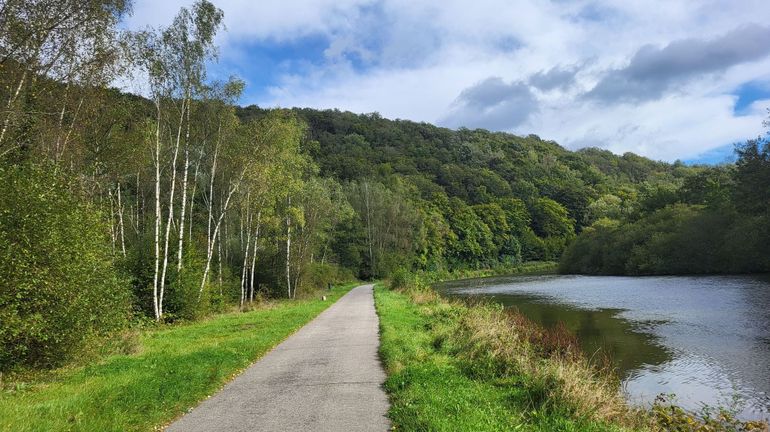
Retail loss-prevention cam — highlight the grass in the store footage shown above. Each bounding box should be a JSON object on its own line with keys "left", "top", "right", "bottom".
{"left": 0, "top": 283, "right": 357, "bottom": 432}
{"left": 374, "top": 283, "right": 636, "bottom": 432}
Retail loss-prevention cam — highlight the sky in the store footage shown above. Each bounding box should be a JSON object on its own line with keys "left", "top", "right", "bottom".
{"left": 122, "top": 0, "right": 770, "bottom": 163}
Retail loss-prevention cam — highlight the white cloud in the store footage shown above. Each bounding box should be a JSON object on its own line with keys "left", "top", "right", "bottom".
{"left": 123, "top": 0, "right": 770, "bottom": 161}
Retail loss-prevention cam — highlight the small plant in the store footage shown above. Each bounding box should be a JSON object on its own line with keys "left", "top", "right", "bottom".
{"left": 651, "top": 394, "right": 768, "bottom": 432}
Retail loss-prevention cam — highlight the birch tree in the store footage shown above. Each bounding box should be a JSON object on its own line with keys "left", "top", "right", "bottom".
{"left": 0, "top": 0, "right": 130, "bottom": 157}
{"left": 136, "top": 0, "right": 223, "bottom": 320}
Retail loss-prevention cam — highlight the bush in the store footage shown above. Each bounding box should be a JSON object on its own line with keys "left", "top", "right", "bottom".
{"left": 165, "top": 248, "right": 209, "bottom": 321}
{"left": 299, "top": 262, "right": 355, "bottom": 296}
{"left": 0, "top": 164, "right": 131, "bottom": 370}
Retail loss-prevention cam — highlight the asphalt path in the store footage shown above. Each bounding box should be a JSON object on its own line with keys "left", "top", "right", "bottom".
{"left": 166, "top": 284, "right": 390, "bottom": 432}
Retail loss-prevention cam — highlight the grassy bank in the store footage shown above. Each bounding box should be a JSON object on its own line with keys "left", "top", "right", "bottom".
{"left": 375, "top": 277, "right": 769, "bottom": 431}
{"left": 375, "top": 283, "right": 632, "bottom": 431}
{"left": 0, "top": 283, "right": 356, "bottom": 432}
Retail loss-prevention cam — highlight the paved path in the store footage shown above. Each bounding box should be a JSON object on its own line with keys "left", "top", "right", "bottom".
{"left": 166, "top": 284, "right": 390, "bottom": 432}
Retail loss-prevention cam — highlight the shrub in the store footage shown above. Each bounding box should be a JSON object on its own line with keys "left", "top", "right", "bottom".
{"left": 0, "top": 164, "right": 130, "bottom": 370}
{"left": 299, "top": 262, "right": 355, "bottom": 296}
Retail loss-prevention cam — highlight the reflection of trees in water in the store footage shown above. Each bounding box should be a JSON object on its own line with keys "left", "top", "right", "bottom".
{"left": 488, "top": 293, "right": 671, "bottom": 378}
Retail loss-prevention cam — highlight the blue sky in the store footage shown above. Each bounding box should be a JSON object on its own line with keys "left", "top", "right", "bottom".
{"left": 123, "top": 0, "right": 770, "bottom": 163}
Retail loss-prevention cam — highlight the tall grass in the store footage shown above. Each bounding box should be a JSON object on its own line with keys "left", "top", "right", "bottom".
{"left": 375, "top": 282, "right": 634, "bottom": 431}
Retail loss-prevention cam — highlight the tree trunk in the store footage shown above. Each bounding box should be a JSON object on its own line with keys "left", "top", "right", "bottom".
{"left": 249, "top": 210, "right": 261, "bottom": 302}
{"left": 59, "top": 97, "right": 83, "bottom": 162}
{"left": 0, "top": 69, "right": 27, "bottom": 148}
{"left": 117, "top": 181, "right": 126, "bottom": 257}
{"left": 286, "top": 196, "right": 292, "bottom": 299}
{"left": 200, "top": 171, "right": 244, "bottom": 297}
{"left": 152, "top": 99, "right": 162, "bottom": 321}
{"left": 176, "top": 145, "right": 189, "bottom": 270}
{"left": 364, "top": 181, "right": 375, "bottom": 275}
{"left": 177, "top": 95, "right": 192, "bottom": 271}
{"left": 159, "top": 98, "right": 186, "bottom": 318}
{"left": 108, "top": 188, "right": 116, "bottom": 254}
{"left": 188, "top": 147, "right": 203, "bottom": 242}
{"left": 240, "top": 200, "right": 252, "bottom": 310}
{"left": 54, "top": 82, "right": 70, "bottom": 159}
{"left": 206, "top": 125, "right": 220, "bottom": 266}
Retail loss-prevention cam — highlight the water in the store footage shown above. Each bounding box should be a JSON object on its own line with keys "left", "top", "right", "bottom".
{"left": 436, "top": 274, "right": 770, "bottom": 420}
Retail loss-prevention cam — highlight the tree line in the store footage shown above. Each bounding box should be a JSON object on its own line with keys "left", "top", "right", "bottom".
{"left": 560, "top": 132, "right": 770, "bottom": 275}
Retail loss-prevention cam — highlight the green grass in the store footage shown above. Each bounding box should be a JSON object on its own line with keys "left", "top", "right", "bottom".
{"left": 0, "top": 283, "right": 357, "bottom": 432}
{"left": 374, "top": 285, "right": 629, "bottom": 432}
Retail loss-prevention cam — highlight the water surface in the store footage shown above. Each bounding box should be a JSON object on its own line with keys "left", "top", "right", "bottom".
{"left": 437, "top": 274, "right": 770, "bottom": 420}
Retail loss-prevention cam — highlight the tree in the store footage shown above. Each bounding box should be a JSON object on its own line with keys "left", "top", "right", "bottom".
{"left": 733, "top": 137, "right": 770, "bottom": 214}
{"left": 0, "top": 0, "right": 130, "bottom": 157}
{"left": 135, "top": 0, "right": 223, "bottom": 320}
{"left": 0, "top": 164, "right": 129, "bottom": 370}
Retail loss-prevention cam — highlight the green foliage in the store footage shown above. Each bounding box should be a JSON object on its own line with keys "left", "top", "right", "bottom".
{"left": 531, "top": 197, "right": 575, "bottom": 239}
{"left": 445, "top": 198, "right": 496, "bottom": 267}
{"left": 236, "top": 105, "right": 690, "bottom": 273}
{"left": 651, "top": 394, "right": 767, "bottom": 432}
{"left": 166, "top": 249, "right": 208, "bottom": 321}
{"left": 299, "top": 263, "right": 356, "bottom": 296}
{"left": 733, "top": 137, "right": 770, "bottom": 214}
{"left": 0, "top": 285, "right": 355, "bottom": 431}
{"left": 0, "top": 164, "right": 130, "bottom": 370}
{"left": 562, "top": 133, "right": 770, "bottom": 276}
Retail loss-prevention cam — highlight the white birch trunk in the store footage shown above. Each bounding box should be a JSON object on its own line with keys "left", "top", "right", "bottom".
{"left": 159, "top": 99, "right": 186, "bottom": 317}
{"left": 188, "top": 147, "right": 203, "bottom": 242}
{"left": 200, "top": 172, "right": 244, "bottom": 296}
{"left": 176, "top": 95, "right": 191, "bottom": 271}
{"left": 152, "top": 99, "right": 162, "bottom": 320}
{"left": 108, "top": 189, "right": 116, "bottom": 254}
{"left": 59, "top": 98, "right": 83, "bottom": 161}
{"left": 286, "top": 196, "right": 292, "bottom": 299}
{"left": 117, "top": 182, "right": 126, "bottom": 257}
{"left": 206, "top": 127, "right": 220, "bottom": 261}
{"left": 240, "top": 201, "right": 252, "bottom": 310}
{"left": 249, "top": 211, "right": 261, "bottom": 302}
{"left": 176, "top": 144, "right": 189, "bottom": 271}
{"left": 0, "top": 70, "right": 27, "bottom": 147}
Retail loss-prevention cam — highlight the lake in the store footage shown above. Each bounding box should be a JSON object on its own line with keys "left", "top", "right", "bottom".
{"left": 436, "top": 274, "right": 770, "bottom": 420}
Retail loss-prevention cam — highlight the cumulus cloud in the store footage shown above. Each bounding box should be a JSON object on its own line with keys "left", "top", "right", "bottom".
{"left": 441, "top": 77, "right": 537, "bottom": 130}
{"left": 529, "top": 66, "right": 579, "bottom": 91}
{"left": 586, "top": 24, "right": 770, "bottom": 103}
{"left": 122, "top": 0, "right": 770, "bottom": 161}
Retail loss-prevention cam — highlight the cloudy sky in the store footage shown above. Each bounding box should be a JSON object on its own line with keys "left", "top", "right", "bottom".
{"left": 123, "top": 0, "right": 770, "bottom": 163}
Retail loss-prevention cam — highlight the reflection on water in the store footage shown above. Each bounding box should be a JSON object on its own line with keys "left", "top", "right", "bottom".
{"left": 437, "top": 274, "right": 770, "bottom": 420}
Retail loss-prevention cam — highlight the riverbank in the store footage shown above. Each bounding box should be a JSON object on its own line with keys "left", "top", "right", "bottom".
{"left": 0, "top": 284, "right": 356, "bottom": 432}
{"left": 375, "top": 275, "right": 769, "bottom": 431}
{"left": 391, "top": 261, "right": 558, "bottom": 289}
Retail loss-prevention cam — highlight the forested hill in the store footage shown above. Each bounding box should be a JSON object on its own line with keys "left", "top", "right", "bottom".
{"left": 239, "top": 105, "right": 769, "bottom": 276}
{"left": 238, "top": 107, "right": 680, "bottom": 223}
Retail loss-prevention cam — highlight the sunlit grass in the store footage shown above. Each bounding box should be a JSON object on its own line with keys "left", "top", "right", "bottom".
{"left": 374, "top": 284, "right": 634, "bottom": 431}
{"left": 0, "top": 283, "right": 356, "bottom": 432}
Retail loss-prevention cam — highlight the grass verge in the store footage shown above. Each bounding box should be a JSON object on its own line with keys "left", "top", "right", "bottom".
{"left": 374, "top": 283, "right": 633, "bottom": 432}
{"left": 0, "top": 283, "right": 357, "bottom": 432}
